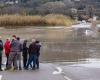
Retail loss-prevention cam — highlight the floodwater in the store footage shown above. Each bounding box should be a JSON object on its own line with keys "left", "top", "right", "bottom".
{"left": 0, "top": 26, "right": 100, "bottom": 63}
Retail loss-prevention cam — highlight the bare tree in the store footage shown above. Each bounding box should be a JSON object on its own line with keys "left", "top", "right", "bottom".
{"left": 63, "top": 0, "right": 75, "bottom": 8}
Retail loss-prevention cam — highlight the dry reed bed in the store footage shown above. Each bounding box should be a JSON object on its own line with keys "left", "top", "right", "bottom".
{"left": 0, "top": 14, "right": 74, "bottom": 28}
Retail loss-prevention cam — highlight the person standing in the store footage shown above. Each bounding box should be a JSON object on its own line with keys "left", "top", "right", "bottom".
{"left": 0, "top": 36, "right": 3, "bottom": 71}
{"left": 26, "top": 39, "right": 37, "bottom": 69}
{"left": 4, "top": 38, "right": 10, "bottom": 68}
{"left": 26, "top": 39, "right": 41, "bottom": 70}
{"left": 6, "top": 35, "right": 21, "bottom": 70}
{"left": 16, "top": 37, "right": 22, "bottom": 70}
{"left": 35, "top": 41, "right": 41, "bottom": 69}
{"left": 22, "top": 40, "right": 28, "bottom": 69}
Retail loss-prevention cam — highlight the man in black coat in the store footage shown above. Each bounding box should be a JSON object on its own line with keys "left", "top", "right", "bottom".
{"left": 26, "top": 40, "right": 41, "bottom": 69}
{"left": 22, "top": 40, "right": 28, "bottom": 69}
{"left": 0, "top": 36, "right": 3, "bottom": 71}
{"left": 35, "top": 41, "right": 41, "bottom": 69}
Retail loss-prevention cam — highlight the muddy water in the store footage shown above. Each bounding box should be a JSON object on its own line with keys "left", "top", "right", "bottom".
{"left": 0, "top": 27, "right": 100, "bottom": 62}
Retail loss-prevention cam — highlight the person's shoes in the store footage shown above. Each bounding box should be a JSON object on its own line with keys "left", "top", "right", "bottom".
{"left": 24, "top": 67, "right": 28, "bottom": 70}
{"left": 0, "top": 69, "right": 3, "bottom": 71}
{"left": 5, "top": 68, "right": 8, "bottom": 71}
{"left": 32, "top": 67, "right": 35, "bottom": 70}
{"left": 37, "top": 66, "right": 39, "bottom": 69}
{"left": 13, "top": 68, "right": 18, "bottom": 71}
{"left": 5, "top": 67, "right": 11, "bottom": 71}
{"left": 19, "top": 67, "right": 22, "bottom": 70}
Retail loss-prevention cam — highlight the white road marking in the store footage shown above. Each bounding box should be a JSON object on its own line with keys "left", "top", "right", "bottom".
{"left": 53, "top": 67, "right": 72, "bottom": 80}
{"left": 53, "top": 67, "right": 63, "bottom": 75}
{"left": 0, "top": 75, "right": 2, "bottom": 80}
{"left": 64, "top": 76, "right": 72, "bottom": 80}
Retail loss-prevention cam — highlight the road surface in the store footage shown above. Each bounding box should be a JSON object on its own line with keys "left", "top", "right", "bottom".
{"left": 1, "top": 61, "right": 100, "bottom": 80}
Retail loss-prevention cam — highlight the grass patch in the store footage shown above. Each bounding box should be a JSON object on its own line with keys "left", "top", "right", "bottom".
{"left": 0, "top": 14, "right": 74, "bottom": 28}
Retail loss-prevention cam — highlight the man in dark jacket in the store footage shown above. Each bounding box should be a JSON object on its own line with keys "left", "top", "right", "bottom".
{"left": 26, "top": 39, "right": 36, "bottom": 69}
{"left": 35, "top": 41, "right": 41, "bottom": 69}
{"left": 0, "top": 36, "right": 3, "bottom": 71}
{"left": 22, "top": 40, "right": 28, "bottom": 69}
{"left": 26, "top": 39, "right": 41, "bottom": 70}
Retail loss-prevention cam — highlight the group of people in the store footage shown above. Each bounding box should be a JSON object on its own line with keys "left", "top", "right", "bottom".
{"left": 0, "top": 35, "right": 41, "bottom": 71}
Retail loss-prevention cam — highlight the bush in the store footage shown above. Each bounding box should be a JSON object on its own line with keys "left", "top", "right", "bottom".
{"left": 0, "top": 14, "right": 74, "bottom": 28}
{"left": 44, "top": 14, "right": 73, "bottom": 26}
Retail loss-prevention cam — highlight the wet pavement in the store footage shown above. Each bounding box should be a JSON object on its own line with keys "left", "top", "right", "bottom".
{"left": 1, "top": 61, "right": 100, "bottom": 80}
{"left": 0, "top": 63, "right": 64, "bottom": 80}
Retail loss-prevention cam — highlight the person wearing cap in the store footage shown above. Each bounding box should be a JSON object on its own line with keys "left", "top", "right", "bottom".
{"left": 4, "top": 38, "right": 10, "bottom": 68}
{"left": 0, "top": 36, "right": 3, "bottom": 71}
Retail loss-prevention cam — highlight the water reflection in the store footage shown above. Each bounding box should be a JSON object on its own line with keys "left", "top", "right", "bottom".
{"left": 0, "top": 27, "right": 100, "bottom": 62}
{"left": 71, "top": 58, "right": 100, "bottom": 68}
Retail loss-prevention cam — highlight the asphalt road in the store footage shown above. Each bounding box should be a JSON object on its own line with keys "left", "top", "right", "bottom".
{"left": 1, "top": 61, "right": 100, "bottom": 80}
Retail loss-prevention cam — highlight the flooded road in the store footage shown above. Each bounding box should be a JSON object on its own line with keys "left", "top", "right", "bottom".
{"left": 0, "top": 26, "right": 100, "bottom": 63}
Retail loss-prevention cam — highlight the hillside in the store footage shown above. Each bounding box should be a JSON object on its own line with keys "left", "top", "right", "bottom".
{"left": 0, "top": 0, "right": 74, "bottom": 15}
{"left": 0, "top": 0, "right": 99, "bottom": 16}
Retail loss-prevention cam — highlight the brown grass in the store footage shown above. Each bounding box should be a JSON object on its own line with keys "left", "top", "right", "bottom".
{"left": 44, "top": 14, "right": 74, "bottom": 26}
{"left": 0, "top": 14, "right": 74, "bottom": 28}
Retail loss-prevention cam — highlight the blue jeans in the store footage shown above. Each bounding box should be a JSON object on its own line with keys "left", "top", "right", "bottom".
{"left": 26, "top": 53, "right": 37, "bottom": 69}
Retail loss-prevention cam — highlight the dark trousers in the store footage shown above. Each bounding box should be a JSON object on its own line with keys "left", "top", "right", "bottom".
{"left": 26, "top": 54, "right": 37, "bottom": 69}
{"left": 0, "top": 52, "right": 2, "bottom": 69}
{"left": 6, "top": 54, "right": 9, "bottom": 68}
{"left": 23, "top": 54, "right": 27, "bottom": 68}
{"left": 36, "top": 57, "right": 39, "bottom": 68}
